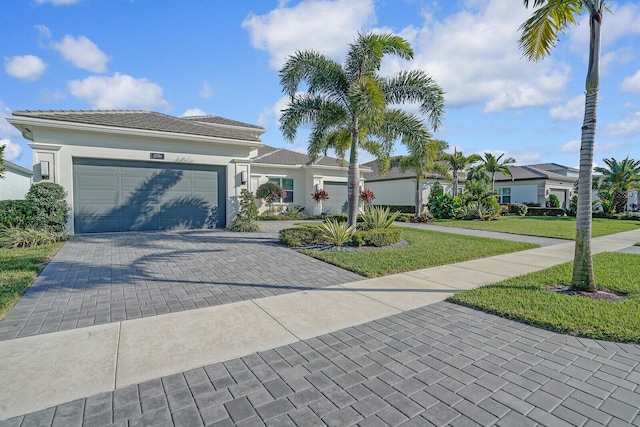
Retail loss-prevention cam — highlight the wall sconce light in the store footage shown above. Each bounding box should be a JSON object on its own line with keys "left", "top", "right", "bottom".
{"left": 545, "top": 189, "right": 549, "bottom": 196}
{"left": 315, "top": 183, "right": 320, "bottom": 191}
{"left": 40, "top": 161, "right": 50, "bottom": 180}
{"left": 240, "top": 171, "right": 248, "bottom": 184}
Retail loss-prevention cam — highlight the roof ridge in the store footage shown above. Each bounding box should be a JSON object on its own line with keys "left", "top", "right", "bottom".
{"left": 253, "top": 147, "right": 282, "bottom": 161}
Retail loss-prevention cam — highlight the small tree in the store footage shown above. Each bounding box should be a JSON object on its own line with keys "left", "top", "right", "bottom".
{"left": 256, "top": 182, "right": 286, "bottom": 214}
{"left": 26, "top": 182, "right": 69, "bottom": 233}
{"left": 547, "top": 194, "right": 561, "bottom": 208}
{"left": 228, "top": 189, "right": 261, "bottom": 232}
{"left": 427, "top": 181, "right": 444, "bottom": 207}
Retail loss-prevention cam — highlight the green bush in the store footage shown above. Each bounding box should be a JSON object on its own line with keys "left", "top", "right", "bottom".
{"left": 279, "top": 226, "right": 326, "bottom": 247}
{"left": 0, "top": 226, "right": 67, "bottom": 249}
{"left": 508, "top": 203, "right": 528, "bottom": 216}
{"left": 360, "top": 206, "right": 400, "bottom": 230}
{"left": 0, "top": 200, "right": 33, "bottom": 228}
{"left": 546, "top": 194, "right": 561, "bottom": 208}
{"left": 371, "top": 205, "right": 415, "bottom": 214}
{"left": 568, "top": 195, "right": 578, "bottom": 216}
{"left": 395, "top": 213, "right": 415, "bottom": 222}
{"left": 430, "top": 194, "right": 461, "bottom": 219}
{"left": 319, "top": 219, "right": 356, "bottom": 246}
{"left": 526, "top": 207, "right": 566, "bottom": 216}
{"left": 351, "top": 227, "right": 402, "bottom": 247}
{"left": 25, "top": 182, "right": 69, "bottom": 232}
{"left": 228, "top": 189, "right": 262, "bottom": 232}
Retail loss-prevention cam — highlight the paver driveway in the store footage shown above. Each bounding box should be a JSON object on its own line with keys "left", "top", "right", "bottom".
{"left": 0, "top": 229, "right": 363, "bottom": 341}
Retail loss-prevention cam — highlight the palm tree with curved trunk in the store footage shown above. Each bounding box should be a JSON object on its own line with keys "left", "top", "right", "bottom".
{"left": 441, "top": 148, "right": 481, "bottom": 197}
{"left": 391, "top": 139, "right": 450, "bottom": 216}
{"left": 481, "top": 153, "right": 516, "bottom": 192}
{"left": 279, "top": 32, "right": 445, "bottom": 226}
{"left": 520, "top": 0, "right": 605, "bottom": 292}
{"left": 594, "top": 157, "right": 640, "bottom": 213}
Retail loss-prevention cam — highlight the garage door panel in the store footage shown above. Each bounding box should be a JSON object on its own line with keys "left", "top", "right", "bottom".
{"left": 323, "top": 182, "right": 348, "bottom": 214}
{"left": 73, "top": 159, "right": 226, "bottom": 233}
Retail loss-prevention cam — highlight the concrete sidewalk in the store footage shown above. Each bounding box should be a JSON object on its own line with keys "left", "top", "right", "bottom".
{"left": 1, "top": 229, "right": 639, "bottom": 421}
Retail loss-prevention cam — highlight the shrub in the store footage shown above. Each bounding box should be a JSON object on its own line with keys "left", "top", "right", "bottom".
{"left": 25, "top": 182, "right": 69, "bottom": 232}
{"left": 0, "top": 226, "right": 67, "bottom": 249}
{"left": 524, "top": 202, "right": 541, "bottom": 207}
{"left": 394, "top": 213, "right": 415, "bottom": 222}
{"left": 359, "top": 189, "right": 376, "bottom": 205}
{"left": 256, "top": 182, "right": 286, "bottom": 213}
{"left": 311, "top": 189, "right": 329, "bottom": 202}
{"left": 508, "top": 203, "right": 528, "bottom": 216}
{"left": 526, "top": 207, "right": 566, "bottom": 216}
{"left": 0, "top": 200, "right": 33, "bottom": 228}
{"left": 430, "top": 194, "right": 461, "bottom": 219}
{"left": 500, "top": 205, "right": 509, "bottom": 216}
{"left": 568, "top": 195, "right": 578, "bottom": 216}
{"left": 427, "top": 182, "right": 444, "bottom": 207}
{"left": 228, "top": 189, "right": 262, "bottom": 232}
{"left": 319, "top": 219, "right": 356, "bottom": 246}
{"left": 360, "top": 206, "right": 399, "bottom": 230}
{"left": 371, "top": 205, "right": 415, "bottom": 214}
{"left": 279, "top": 226, "right": 327, "bottom": 247}
{"left": 351, "top": 228, "right": 402, "bottom": 247}
{"left": 546, "top": 194, "right": 561, "bottom": 208}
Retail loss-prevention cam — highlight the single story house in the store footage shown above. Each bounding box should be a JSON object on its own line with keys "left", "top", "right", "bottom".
{"left": 7, "top": 110, "right": 366, "bottom": 234}
{"left": 493, "top": 163, "right": 578, "bottom": 208}
{"left": 363, "top": 160, "right": 578, "bottom": 209}
{"left": 362, "top": 160, "right": 458, "bottom": 208}
{"left": 0, "top": 160, "right": 33, "bottom": 200}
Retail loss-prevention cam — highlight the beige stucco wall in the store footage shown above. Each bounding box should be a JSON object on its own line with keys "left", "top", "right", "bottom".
{"left": 29, "top": 127, "right": 257, "bottom": 233}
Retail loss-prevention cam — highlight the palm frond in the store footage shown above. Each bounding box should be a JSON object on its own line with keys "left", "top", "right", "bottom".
{"left": 279, "top": 94, "right": 347, "bottom": 141}
{"left": 345, "top": 32, "right": 413, "bottom": 82}
{"left": 279, "top": 50, "right": 347, "bottom": 98}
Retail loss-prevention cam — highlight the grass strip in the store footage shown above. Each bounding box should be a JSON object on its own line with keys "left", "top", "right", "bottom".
{"left": 448, "top": 252, "right": 640, "bottom": 343}
{"left": 300, "top": 227, "right": 537, "bottom": 278}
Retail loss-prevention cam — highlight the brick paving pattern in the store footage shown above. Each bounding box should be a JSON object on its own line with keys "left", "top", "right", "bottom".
{"left": 0, "top": 230, "right": 363, "bottom": 341}
{"left": 3, "top": 302, "right": 638, "bottom": 426}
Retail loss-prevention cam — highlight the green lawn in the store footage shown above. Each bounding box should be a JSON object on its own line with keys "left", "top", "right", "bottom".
{"left": 448, "top": 252, "right": 640, "bottom": 343}
{"left": 435, "top": 216, "right": 640, "bottom": 240}
{"left": 0, "top": 243, "right": 63, "bottom": 320}
{"left": 300, "top": 227, "right": 537, "bottom": 278}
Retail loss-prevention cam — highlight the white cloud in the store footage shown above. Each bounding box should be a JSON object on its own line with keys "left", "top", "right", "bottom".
{"left": 562, "top": 139, "right": 626, "bottom": 152}
{"left": 4, "top": 55, "right": 46, "bottom": 81}
{"left": 259, "top": 95, "right": 291, "bottom": 128}
{"left": 242, "top": 0, "right": 376, "bottom": 69}
{"left": 36, "top": 0, "right": 81, "bottom": 4}
{"left": 385, "top": 0, "right": 569, "bottom": 113}
{"left": 198, "top": 81, "right": 213, "bottom": 99}
{"left": 549, "top": 95, "right": 584, "bottom": 121}
{"left": 0, "top": 101, "right": 22, "bottom": 139}
{"left": 181, "top": 108, "right": 207, "bottom": 117}
{"left": 604, "top": 111, "right": 640, "bottom": 138}
{"left": 621, "top": 70, "right": 640, "bottom": 93}
{"left": 561, "top": 140, "right": 580, "bottom": 152}
{"left": 0, "top": 139, "right": 22, "bottom": 161}
{"left": 67, "top": 73, "right": 168, "bottom": 109}
{"left": 35, "top": 24, "right": 52, "bottom": 39}
{"left": 568, "top": 2, "right": 640, "bottom": 53}
{"left": 51, "top": 35, "right": 109, "bottom": 73}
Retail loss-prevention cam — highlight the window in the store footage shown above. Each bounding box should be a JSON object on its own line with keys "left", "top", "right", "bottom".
{"left": 268, "top": 178, "right": 294, "bottom": 203}
{"left": 497, "top": 187, "right": 511, "bottom": 204}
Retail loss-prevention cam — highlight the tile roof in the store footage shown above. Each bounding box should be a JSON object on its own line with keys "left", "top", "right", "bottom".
{"left": 253, "top": 146, "right": 348, "bottom": 168}
{"left": 182, "top": 115, "right": 264, "bottom": 130}
{"left": 11, "top": 110, "right": 264, "bottom": 142}
{"left": 494, "top": 165, "right": 576, "bottom": 182}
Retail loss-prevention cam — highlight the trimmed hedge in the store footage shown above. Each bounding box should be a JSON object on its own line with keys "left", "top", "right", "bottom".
{"left": 0, "top": 200, "right": 33, "bottom": 228}
{"left": 525, "top": 207, "right": 566, "bottom": 217}
{"left": 279, "top": 226, "right": 327, "bottom": 247}
{"left": 371, "top": 205, "right": 415, "bottom": 214}
{"left": 350, "top": 227, "right": 402, "bottom": 247}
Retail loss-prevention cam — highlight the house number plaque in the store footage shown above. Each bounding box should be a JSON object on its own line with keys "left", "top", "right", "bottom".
{"left": 150, "top": 153, "right": 165, "bottom": 160}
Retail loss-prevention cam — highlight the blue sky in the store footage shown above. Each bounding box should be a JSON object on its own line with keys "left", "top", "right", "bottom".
{"left": 2, "top": 0, "right": 639, "bottom": 171}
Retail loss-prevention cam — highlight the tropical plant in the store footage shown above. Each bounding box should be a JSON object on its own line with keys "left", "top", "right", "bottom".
{"left": 360, "top": 206, "right": 400, "bottom": 230}
{"left": 391, "top": 139, "right": 450, "bottom": 216}
{"left": 427, "top": 181, "right": 444, "bottom": 207}
{"left": 480, "top": 153, "right": 516, "bottom": 192}
{"left": 462, "top": 180, "right": 499, "bottom": 220}
{"left": 228, "top": 189, "right": 262, "bottom": 232}
{"left": 25, "top": 182, "right": 69, "bottom": 233}
{"left": 466, "top": 164, "right": 490, "bottom": 184}
{"left": 520, "top": 0, "right": 606, "bottom": 291}
{"left": 593, "top": 157, "right": 640, "bottom": 213}
{"left": 430, "top": 194, "right": 461, "bottom": 219}
{"left": 311, "top": 189, "right": 330, "bottom": 202}
{"left": 441, "top": 148, "right": 481, "bottom": 197}
{"left": 0, "top": 226, "right": 67, "bottom": 249}
{"left": 256, "top": 181, "right": 286, "bottom": 213}
{"left": 359, "top": 189, "right": 376, "bottom": 207}
{"left": 319, "top": 219, "right": 356, "bottom": 246}
{"left": 279, "top": 32, "right": 445, "bottom": 227}
{"left": 593, "top": 187, "right": 615, "bottom": 214}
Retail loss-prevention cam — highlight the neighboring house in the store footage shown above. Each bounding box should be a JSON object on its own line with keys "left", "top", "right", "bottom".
{"left": 251, "top": 146, "right": 369, "bottom": 216}
{"left": 362, "top": 160, "right": 456, "bottom": 208}
{"left": 0, "top": 160, "right": 33, "bottom": 200}
{"left": 493, "top": 163, "right": 578, "bottom": 208}
{"left": 628, "top": 191, "right": 639, "bottom": 212}
{"left": 6, "top": 110, "right": 367, "bottom": 234}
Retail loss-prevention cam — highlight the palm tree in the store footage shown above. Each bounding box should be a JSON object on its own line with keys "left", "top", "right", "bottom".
{"left": 441, "top": 148, "right": 481, "bottom": 197}
{"left": 279, "top": 32, "right": 445, "bottom": 226}
{"left": 463, "top": 179, "right": 498, "bottom": 219}
{"left": 593, "top": 157, "right": 640, "bottom": 213}
{"left": 0, "top": 145, "right": 6, "bottom": 179}
{"left": 466, "top": 164, "right": 490, "bottom": 184}
{"left": 520, "top": 0, "right": 605, "bottom": 292}
{"left": 481, "top": 153, "right": 516, "bottom": 192}
{"left": 391, "top": 139, "right": 450, "bottom": 216}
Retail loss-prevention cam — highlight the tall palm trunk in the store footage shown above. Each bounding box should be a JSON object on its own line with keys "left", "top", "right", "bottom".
{"left": 571, "top": 7, "right": 602, "bottom": 292}
{"left": 415, "top": 175, "right": 421, "bottom": 216}
{"left": 347, "top": 116, "right": 359, "bottom": 226}
{"left": 452, "top": 169, "right": 459, "bottom": 197}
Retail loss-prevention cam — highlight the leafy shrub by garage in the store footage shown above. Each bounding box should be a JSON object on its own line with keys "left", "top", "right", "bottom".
{"left": 350, "top": 227, "right": 402, "bottom": 247}
{"left": 279, "top": 226, "right": 327, "bottom": 247}
{"left": 26, "top": 182, "right": 69, "bottom": 233}
{"left": 546, "top": 194, "right": 561, "bottom": 208}
{"left": 0, "top": 200, "right": 33, "bottom": 228}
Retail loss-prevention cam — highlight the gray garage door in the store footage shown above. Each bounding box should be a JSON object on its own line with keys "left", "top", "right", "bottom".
{"left": 322, "top": 181, "right": 348, "bottom": 214}
{"left": 73, "top": 158, "right": 226, "bottom": 233}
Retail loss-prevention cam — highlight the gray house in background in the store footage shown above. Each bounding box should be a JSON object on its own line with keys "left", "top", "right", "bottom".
{"left": 0, "top": 160, "right": 33, "bottom": 200}
{"left": 493, "top": 163, "right": 578, "bottom": 208}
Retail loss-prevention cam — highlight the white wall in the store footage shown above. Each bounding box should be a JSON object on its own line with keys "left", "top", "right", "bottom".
{"left": 495, "top": 183, "right": 539, "bottom": 205}
{"left": 0, "top": 165, "right": 32, "bottom": 200}
{"left": 29, "top": 127, "right": 257, "bottom": 233}
{"left": 365, "top": 178, "right": 455, "bottom": 207}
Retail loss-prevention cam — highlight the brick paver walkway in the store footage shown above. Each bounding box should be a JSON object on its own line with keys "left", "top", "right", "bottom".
{"left": 3, "top": 302, "right": 638, "bottom": 426}
{"left": 0, "top": 230, "right": 363, "bottom": 341}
